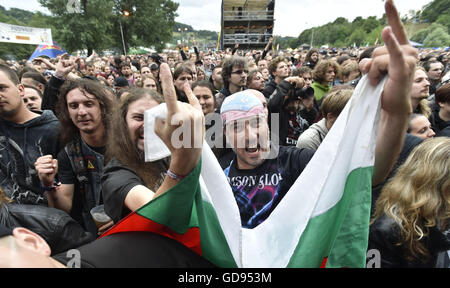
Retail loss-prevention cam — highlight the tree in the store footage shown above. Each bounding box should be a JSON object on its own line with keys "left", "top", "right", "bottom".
{"left": 420, "top": 0, "right": 450, "bottom": 23}
{"left": 39, "top": 0, "right": 115, "bottom": 55}
{"left": 423, "top": 26, "right": 450, "bottom": 47}
{"left": 111, "top": 0, "right": 178, "bottom": 53}
{"left": 436, "top": 14, "right": 450, "bottom": 32}
{"left": 363, "top": 16, "right": 380, "bottom": 33}
{"left": 412, "top": 23, "right": 450, "bottom": 46}
{"left": 348, "top": 28, "right": 366, "bottom": 47}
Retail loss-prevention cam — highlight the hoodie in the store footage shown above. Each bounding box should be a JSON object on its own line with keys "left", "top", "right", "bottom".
{"left": 296, "top": 118, "right": 328, "bottom": 151}
{"left": 0, "top": 110, "right": 60, "bottom": 205}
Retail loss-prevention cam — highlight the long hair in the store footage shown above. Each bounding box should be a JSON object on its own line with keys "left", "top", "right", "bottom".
{"left": 57, "top": 79, "right": 115, "bottom": 146}
{"left": 414, "top": 67, "right": 432, "bottom": 118}
{"left": 0, "top": 187, "right": 12, "bottom": 206}
{"left": 105, "top": 89, "right": 167, "bottom": 191}
{"left": 373, "top": 137, "right": 450, "bottom": 261}
{"left": 312, "top": 59, "right": 340, "bottom": 84}
{"left": 305, "top": 49, "right": 319, "bottom": 64}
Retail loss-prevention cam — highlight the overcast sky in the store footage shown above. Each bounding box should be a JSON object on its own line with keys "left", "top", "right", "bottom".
{"left": 2, "top": 0, "right": 434, "bottom": 37}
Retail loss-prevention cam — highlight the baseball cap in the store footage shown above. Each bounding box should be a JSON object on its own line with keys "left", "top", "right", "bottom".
{"left": 0, "top": 224, "right": 12, "bottom": 238}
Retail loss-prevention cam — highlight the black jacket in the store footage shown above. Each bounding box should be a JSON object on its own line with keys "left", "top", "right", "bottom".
{"left": 369, "top": 215, "right": 450, "bottom": 268}
{"left": 42, "top": 75, "right": 66, "bottom": 114}
{"left": 267, "top": 80, "right": 309, "bottom": 146}
{"left": 262, "top": 79, "right": 278, "bottom": 99}
{"left": 0, "top": 203, "right": 95, "bottom": 255}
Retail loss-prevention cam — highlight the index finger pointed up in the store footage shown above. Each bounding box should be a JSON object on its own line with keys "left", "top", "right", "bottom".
{"left": 183, "top": 82, "right": 202, "bottom": 111}
{"left": 159, "top": 63, "right": 178, "bottom": 114}
{"left": 385, "top": 0, "right": 408, "bottom": 45}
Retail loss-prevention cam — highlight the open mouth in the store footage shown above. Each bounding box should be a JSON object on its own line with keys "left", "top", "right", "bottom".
{"left": 245, "top": 144, "right": 261, "bottom": 154}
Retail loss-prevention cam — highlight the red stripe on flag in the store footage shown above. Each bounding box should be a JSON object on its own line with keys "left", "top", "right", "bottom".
{"left": 320, "top": 257, "right": 328, "bottom": 268}
{"left": 100, "top": 212, "right": 202, "bottom": 256}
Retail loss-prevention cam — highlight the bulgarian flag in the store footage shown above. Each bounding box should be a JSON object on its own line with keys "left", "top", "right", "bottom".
{"left": 102, "top": 76, "right": 387, "bottom": 268}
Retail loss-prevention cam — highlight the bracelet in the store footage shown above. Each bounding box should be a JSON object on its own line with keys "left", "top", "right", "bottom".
{"left": 40, "top": 181, "right": 61, "bottom": 191}
{"left": 54, "top": 72, "right": 66, "bottom": 81}
{"left": 166, "top": 169, "right": 185, "bottom": 181}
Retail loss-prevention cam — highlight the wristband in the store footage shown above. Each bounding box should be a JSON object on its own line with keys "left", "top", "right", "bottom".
{"left": 54, "top": 72, "right": 66, "bottom": 81}
{"left": 40, "top": 181, "right": 61, "bottom": 191}
{"left": 166, "top": 169, "right": 185, "bottom": 181}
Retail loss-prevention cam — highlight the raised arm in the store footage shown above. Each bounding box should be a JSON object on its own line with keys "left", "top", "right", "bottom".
{"left": 364, "top": 0, "right": 418, "bottom": 186}
{"left": 123, "top": 63, "right": 205, "bottom": 211}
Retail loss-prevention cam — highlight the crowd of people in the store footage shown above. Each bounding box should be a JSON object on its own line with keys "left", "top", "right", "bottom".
{"left": 0, "top": 0, "right": 449, "bottom": 268}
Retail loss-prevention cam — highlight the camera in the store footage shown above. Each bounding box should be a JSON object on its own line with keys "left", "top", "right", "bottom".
{"left": 291, "top": 86, "right": 314, "bottom": 99}
{"left": 150, "top": 53, "right": 163, "bottom": 65}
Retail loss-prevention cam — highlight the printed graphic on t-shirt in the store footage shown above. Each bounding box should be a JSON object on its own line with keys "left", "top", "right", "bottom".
{"left": 286, "top": 113, "right": 308, "bottom": 146}
{"left": 226, "top": 160, "right": 282, "bottom": 227}
{"left": 0, "top": 136, "right": 45, "bottom": 205}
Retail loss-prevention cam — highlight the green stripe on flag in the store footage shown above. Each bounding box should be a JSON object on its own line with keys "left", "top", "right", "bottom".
{"left": 196, "top": 196, "right": 238, "bottom": 268}
{"left": 136, "top": 159, "right": 237, "bottom": 267}
{"left": 136, "top": 160, "right": 202, "bottom": 234}
{"left": 287, "top": 166, "right": 373, "bottom": 268}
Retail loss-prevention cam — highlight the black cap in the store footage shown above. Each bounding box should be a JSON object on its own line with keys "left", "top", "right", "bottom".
{"left": 114, "top": 76, "right": 129, "bottom": 87}
{"left": 300, "top": 87, "right": 315, "bottom": 99}
{"left": 0, "top": 224, "right": 12, "bottom": 238}
{"left": 150, "top": 63, "right": 159, "bottom": 71}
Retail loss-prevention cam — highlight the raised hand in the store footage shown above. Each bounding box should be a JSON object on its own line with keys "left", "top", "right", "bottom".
{"left": 362, "top": 0, "right": 418, "bottom": 116}
{"left": 364, "top": 0, "right": 419, "bottom": 186}
{"left": 34, "top": 155, "right": 58, "bottom": 187}
{"left": 154, "top": 63, "right": 205, "bottom": 176}
{"left": 55, "top": 53, "right": 79, "bottom": 79}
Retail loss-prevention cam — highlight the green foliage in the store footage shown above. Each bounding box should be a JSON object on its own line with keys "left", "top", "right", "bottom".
{"left": 420, "top": 0, "right": 450, "bottom": 23}
{"left": 278, "top": 0, "right": 449, "bottom": 49}
{"left": 435, "top": 14, "right": 450, "bottom": 32}
{"left": 412, "top": 23, "right": 450, "bottom": 47}
{"left": 423, "top": 26, "right": 450, "bottom": 47}
{"left": 37, "top": 0, "right": 178, "bottom": 54}
{"left": 0, "top": 6, "right": 35, "bottom": 24}
{"left": 116, "top": 0, "right": 179, "bottom": 52}
{"left": 39, "top": 0, "right": 115, "bottom": 55}
{"left": 362, "top": 16, "right": 379, "bottom": 33}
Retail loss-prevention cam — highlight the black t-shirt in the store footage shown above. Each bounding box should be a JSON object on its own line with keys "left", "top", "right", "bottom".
{"left": 221, "top": 146, "right": 314, "bottom": 228}
{"left": 57, "top": 142, "right": 105, "bottom": 233}
{"left": 101, "top": 158, "right": 167, "bottom": 224}
{"left": 286, "top": 111, "right": 309, "bottom": 146}
{"left": 52, "top": 232, "right": 215, "bottom": 268}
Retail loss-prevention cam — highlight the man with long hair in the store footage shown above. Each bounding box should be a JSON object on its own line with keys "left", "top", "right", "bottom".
{"left": 101, "top": 88, "right": 168, "bottom": 224}
{"left": 34, "top": 79, "right": 114, "bottom": 235}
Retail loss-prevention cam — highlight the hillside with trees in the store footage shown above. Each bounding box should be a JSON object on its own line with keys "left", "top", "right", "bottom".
{"left": 276, "top": 0, "right": 450, "bottom": 49}
{"left": 1, "top": 0, "right": 447, "bottom": 60}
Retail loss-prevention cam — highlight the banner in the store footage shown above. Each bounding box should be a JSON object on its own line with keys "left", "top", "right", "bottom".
{"left": 0, "top": 22, "right": 53, "bottom": 45}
